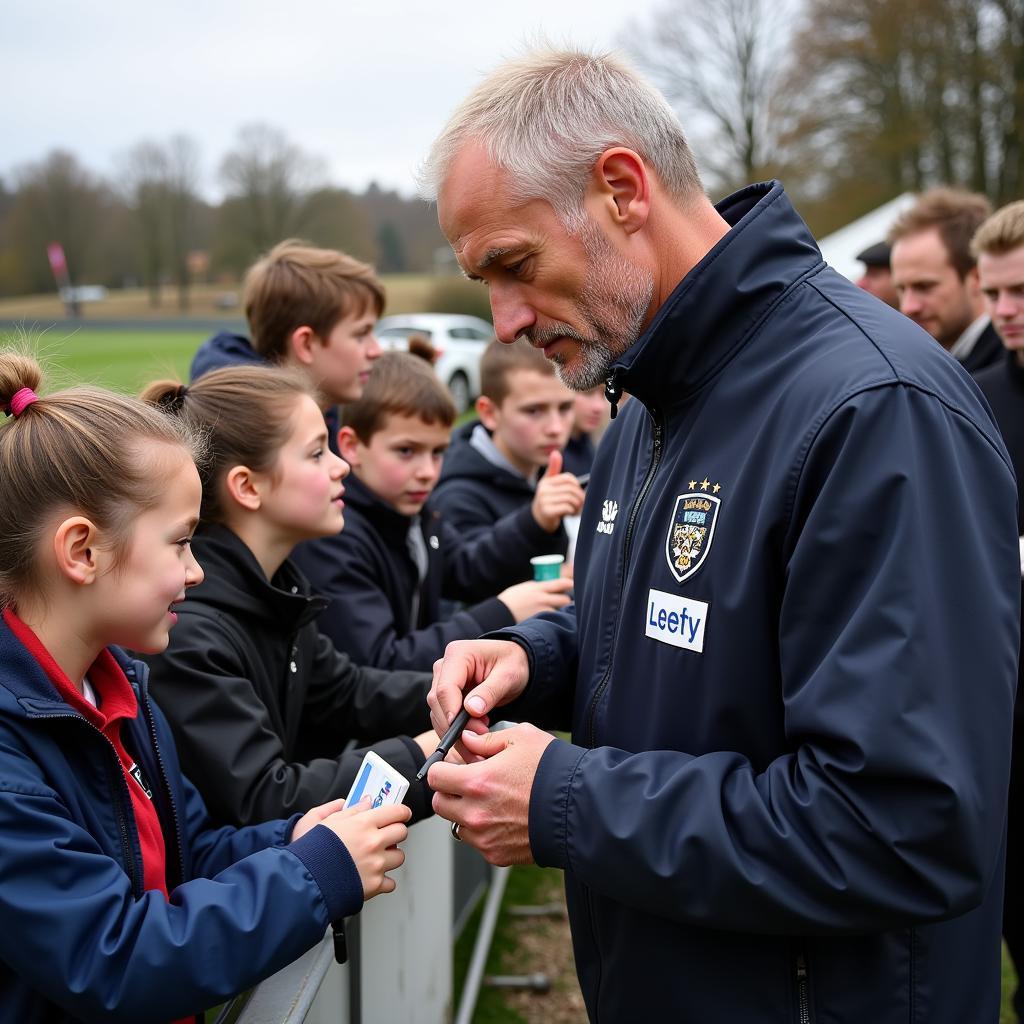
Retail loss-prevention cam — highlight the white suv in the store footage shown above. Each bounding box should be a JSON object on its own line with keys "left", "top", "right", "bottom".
{"left": 375, "top": 313, "right": 494, "bottom": 414}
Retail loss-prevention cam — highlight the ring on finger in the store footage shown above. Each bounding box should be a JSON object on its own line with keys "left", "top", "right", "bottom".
{"left": 450, "top": 820, "right": 463, "bottom": 842}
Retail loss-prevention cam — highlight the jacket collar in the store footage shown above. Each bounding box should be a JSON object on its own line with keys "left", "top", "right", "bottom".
{"left": 0, "top": 616, "right": 146, "bottom": 718}
{"left": 343, "top": 472, "right": 412, "bottom": 541}
{"left": 189, "top": 524, "right": 327, "bottom": 630}
{"left": 610, "top": 181, "right": 823, "bottom": 411}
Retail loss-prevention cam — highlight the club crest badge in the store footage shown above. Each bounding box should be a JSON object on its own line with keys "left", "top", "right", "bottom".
{"left": 666, "top": 487, "right": 721, "bottom": 584}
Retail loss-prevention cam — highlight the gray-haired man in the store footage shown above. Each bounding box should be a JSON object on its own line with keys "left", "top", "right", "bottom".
{"left": 423, "top": 48, "right": 1018, "bottom": 1022}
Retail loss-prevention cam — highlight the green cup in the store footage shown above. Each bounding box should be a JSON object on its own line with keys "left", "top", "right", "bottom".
{"left": 531, "top": 554, "right": 565, "bottom": 581}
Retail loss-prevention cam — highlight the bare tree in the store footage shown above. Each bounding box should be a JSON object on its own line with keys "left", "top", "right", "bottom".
{"left": 218, "top": 124, "right": 326, "bottom": 259}
{"left": 6, "top": 150, "right": 112, "bottom": 297}
{"left": 121, "top": 136, "right": 201, "bottom": 310}
{"left": 627, "top": 0, "right": 797, "bottom": 193}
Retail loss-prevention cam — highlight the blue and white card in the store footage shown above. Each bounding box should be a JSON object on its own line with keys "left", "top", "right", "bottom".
{"left": 344, "top": 750, "right": 409, "bottom": 809}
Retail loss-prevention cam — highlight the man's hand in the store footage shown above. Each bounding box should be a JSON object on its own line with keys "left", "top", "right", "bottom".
{"left": 428, "top": 640, "right": 531, "bottom": 761}
{"left": 498, "top": 577, "right": 574, "bottom": 622}
{"left": 531, "top": 450, "right": 585, "bottom": 532}
{"left": 428, "top": 724, "right": 555, "bottom": 865}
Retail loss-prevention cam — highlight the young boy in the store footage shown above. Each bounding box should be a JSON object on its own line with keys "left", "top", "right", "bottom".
{"left": 190, "top": 239, "right": 384, "bottom": 448}
{"left": 291, "top": 352, "right": 573, "bottom": 671}
{"left": 432, "top": 337, "right": 586, "bottom": 543}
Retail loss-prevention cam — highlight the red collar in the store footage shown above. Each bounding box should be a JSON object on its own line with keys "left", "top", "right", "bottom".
{"left": 2, "top": 608, "right": 138, "bottom": 729}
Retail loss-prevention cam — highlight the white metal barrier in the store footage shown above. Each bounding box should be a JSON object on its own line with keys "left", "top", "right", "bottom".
{"left": 233, "top": 815, "right": 454, "bottom": 1024}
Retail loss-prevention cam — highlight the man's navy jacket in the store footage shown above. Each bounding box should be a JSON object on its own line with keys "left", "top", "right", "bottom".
{"left": 499, "top": 182, "right": 1020, "bottom": 1023}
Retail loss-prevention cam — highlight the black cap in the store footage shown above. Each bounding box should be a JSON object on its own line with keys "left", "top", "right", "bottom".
{"left": 856, "top": 241, "right": 891, "bottom": 269}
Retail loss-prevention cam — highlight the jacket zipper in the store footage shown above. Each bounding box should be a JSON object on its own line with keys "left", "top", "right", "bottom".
{"left": 585, "top": 407, "right": 664, "bottom": 747}
{"left": 139, "top": 693, "right": 186, "bottom": 888}
{"left": 604, "top": 369, "right": 623, "bottom": 419}
{"left": 36, "top": 712, "right": 144, "bottom": 897}
{"left": 795, "top": 950, "right": 812, "bottom": 1024}
{"left": 580, "top": 406, "right": 663, "bottom": 1024}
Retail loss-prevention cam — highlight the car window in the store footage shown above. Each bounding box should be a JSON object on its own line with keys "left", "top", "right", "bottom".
{"left": 449, "top": 327, "right": 490, "bottom": 341}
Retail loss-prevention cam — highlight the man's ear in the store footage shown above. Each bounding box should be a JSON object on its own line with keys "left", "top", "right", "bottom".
{"left": 288, "top": 326, "right": 318, "bottom": 367}
{"left": 53, "top": 517, "right": 102, "bottom": 586}
{"left": 223, "top": 465, "right": 264, "bottom": 512}
{"left": 337, "top": 426, "right": 362, "bottom": 468}
{"left": 475, "top": 395, "right": 498, "bottom": 432}
{"left": 589, "top": 147, "right": 651, "bottom": 235}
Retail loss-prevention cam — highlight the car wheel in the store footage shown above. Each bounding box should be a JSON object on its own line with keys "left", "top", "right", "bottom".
{"left": 448, "top": 372, "right": 471, "bottom": 415}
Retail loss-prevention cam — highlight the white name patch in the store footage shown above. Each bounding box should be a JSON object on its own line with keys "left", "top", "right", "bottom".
{"left": 645, "top": 588, "right": 708, "bottom": 653}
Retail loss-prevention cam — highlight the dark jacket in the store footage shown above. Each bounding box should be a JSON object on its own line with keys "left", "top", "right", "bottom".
{"left": 433, "top": 428, "right": 569, "bottom": 556}
{"left": 189, "top": 331, "right": 341, "bottom": 452}
{"left": 142, "top": 525, "right": 432, "bottom": 826}
{"left": 499, "top": 182, "right": 1019, "bottom": 1022}
{"left": 0, "top": 620, "right": 361, "bottom": 1023}
{"left": 974, "top": 347, "right": 1024, "bottom": 709}
{"left": 961, "top": 319, "right": 1004, "bottom": 375}
{"left": 562, "top": 432, "right": 595, "bottom": 478}
{"left": 292, "top": 472, "right": 559, "bottom": 670}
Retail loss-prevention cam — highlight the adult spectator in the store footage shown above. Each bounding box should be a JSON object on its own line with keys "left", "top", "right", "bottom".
{"left": 854, "top": 240, "right": 899, "bottom": 308}
{"left": 889, "top": 187, "right": 1002, "bottom": 372}
{"left": 420, "top": 48, "right": 1020, "bottom": 1023}
{"left": 970, "top": 199, "right": 1024, "bottom": 1023}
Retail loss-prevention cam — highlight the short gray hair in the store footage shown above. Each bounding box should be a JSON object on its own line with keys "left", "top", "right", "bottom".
{"left": 418, "top": 46, "right": 704, "bottom": 229}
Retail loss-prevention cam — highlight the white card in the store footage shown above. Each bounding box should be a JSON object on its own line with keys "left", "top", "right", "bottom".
{"left": 344, "top": 750, "right": 409, "bottom": 809}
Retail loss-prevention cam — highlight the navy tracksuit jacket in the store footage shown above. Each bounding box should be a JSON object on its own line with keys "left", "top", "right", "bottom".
{"left": 499, "top": 182, "right": 1020, "bottom": 1022}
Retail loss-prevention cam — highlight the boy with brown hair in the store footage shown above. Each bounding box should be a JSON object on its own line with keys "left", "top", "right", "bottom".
{"left": 292, "top": 351, "right": 572, "bottom": 670}
{"left": 432, "top": 337, "right": 586, "bottom": 543}
{"left": 189, "top": 240, "right": 384, "bottom": 447}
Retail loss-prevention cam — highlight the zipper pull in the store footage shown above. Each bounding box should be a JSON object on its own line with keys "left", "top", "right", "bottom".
{"left": 604, "top": 370, "right": 622, "bottom": 419}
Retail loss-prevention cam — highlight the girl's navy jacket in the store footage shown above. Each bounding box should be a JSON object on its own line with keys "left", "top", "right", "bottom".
{"left": 0, "top": 620, "right": 362, "bottom": 1022}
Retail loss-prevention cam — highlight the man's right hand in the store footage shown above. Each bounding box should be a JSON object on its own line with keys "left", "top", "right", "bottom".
{"left": 531, "top": 450, "right": 585, "bottom": 532}
{"left": 498, "top": 577, "right": 574, "bottom": 622}
{"left": 428, "top": 640, "right": 531, "bottom": 756}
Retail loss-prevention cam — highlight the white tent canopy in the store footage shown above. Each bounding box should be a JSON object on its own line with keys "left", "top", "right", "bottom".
{"left": 816, "top": 194, "right": 915, "bottom": 282}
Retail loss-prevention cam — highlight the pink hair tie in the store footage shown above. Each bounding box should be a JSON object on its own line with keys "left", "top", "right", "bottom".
{"left": 7, "top": 388, "right": 39, "bottom": 417}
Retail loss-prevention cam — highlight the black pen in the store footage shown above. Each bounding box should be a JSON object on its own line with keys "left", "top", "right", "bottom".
{"left": 416, "top": 707, "right": 472, "bottom": 781}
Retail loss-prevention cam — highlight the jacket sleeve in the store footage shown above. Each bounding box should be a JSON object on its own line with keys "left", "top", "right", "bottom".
{"left": 439, "top": 508, "right": 566, "bottom": 602}
{"left": 529, "top": 385, "right": 1020, "bottom": 934}
{"left": 485, "top": 605, "right": 580, "bottom": 730}
{"left": 303, "top": 632, "right": 435, "bottom": 819}
{"left": 311, "top": 526, "right": 515, "bottom": 671}
{"left": 145, "top": 611, "right": 429, "bottom": 825}
{"left": 0, "top": 732, "right": 361, "bottom": 1023}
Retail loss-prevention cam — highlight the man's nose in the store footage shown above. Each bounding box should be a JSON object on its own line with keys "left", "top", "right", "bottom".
{"left": 994, "top": 292, "right": 1018, "bottom": 319}
{"left": 489, "top": 286, "right": 536, "bottom": 344}
{"left": 900, "top": 290, "right": 922, "bottom": 316}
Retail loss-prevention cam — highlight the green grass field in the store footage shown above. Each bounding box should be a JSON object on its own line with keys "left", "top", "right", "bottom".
{"left": 17, "top": 327, "right": 206, "bottom": 395}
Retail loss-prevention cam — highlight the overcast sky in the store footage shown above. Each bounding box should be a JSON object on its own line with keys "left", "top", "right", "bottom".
{"left": 3, "top": 0, "right": 664, "bottom": 199}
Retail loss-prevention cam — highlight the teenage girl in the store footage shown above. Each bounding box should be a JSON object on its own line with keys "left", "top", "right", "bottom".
{"left": 0, "top": 352, "right": 409, "bottom": 1022}
{"left": 140, "top": 365, "right": 436, "bottom": 828}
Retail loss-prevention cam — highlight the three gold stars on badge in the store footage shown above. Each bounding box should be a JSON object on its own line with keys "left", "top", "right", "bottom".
{"left": 689, "top": 478, "right": 722, "bottom": 494}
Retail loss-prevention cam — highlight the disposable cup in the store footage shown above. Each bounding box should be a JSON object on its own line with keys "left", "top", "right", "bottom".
{"left": 531, "top": 554, "right": 565, "bottom": 581}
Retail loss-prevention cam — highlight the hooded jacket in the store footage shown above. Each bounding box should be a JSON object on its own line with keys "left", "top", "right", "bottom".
{"left": 498, "top": 182, "right": 1019, "bottom": 1023}
{"left": 142, "top": 525, "right": 433, "bottom": 826}
{"left": 0, "top": 618, "right": 362, "bottom": 1023}
{"left": 432, "top": 423, "right": 570, "bottom": 557}
{"left": 292, "top": 472, "right": 560, "bottom": 670}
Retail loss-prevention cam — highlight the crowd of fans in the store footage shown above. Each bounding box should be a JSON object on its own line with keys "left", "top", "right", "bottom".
{"left": 0, "top": 176, "right": 1022, "bottom": 1020}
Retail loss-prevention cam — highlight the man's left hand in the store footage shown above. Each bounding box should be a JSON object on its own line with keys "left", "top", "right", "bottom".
{"left": 428, "top": 723, "right": 555, "bottom": 866}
